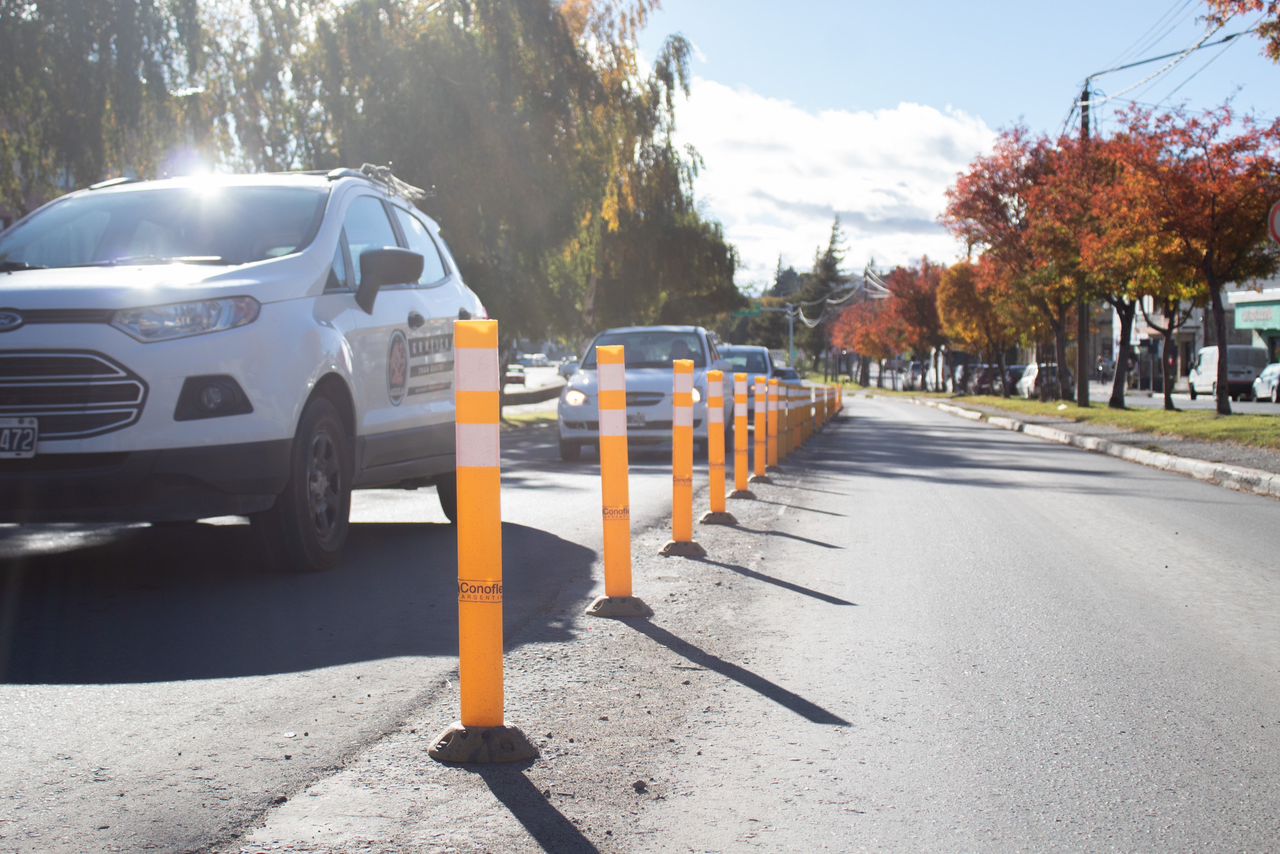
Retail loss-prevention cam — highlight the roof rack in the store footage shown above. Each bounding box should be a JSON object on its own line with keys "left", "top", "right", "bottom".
{"left": 88, "top": 176, "right": 142, "bottom": 191}
{"left": 327, "top": 164, "right": 433, "bottom": 201}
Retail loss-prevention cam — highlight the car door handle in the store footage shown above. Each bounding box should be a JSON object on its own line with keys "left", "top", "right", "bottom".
{"left": 407, "top": 311, "right": 426, "bottom": 329}
{"left": 458, "top": 307, "right": 471, "bottom": 320}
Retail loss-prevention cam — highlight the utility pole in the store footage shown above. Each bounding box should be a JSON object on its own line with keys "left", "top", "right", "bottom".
{"left": 1076, "top": 81, "right": 1092, "bottom": 408}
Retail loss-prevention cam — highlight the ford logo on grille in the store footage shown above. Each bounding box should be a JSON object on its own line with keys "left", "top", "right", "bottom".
{"left": 0, "top": 311, "right": 23, "bottom": 333}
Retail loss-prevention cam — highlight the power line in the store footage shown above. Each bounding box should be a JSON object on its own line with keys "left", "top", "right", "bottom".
{"left": 1153, "top": 15, "right": 1254, "bottom": 106}
{"left": 1084, "top": 19, "right": 1231, "bottom": 108}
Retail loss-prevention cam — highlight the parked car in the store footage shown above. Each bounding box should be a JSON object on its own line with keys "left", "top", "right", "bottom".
{"left": 719, "top": 344, "right": 775, "bottom": 419}
{"left": 557, "top": 325, "right": 733, "bottom": 460}
{"left": 504, "top": 361, "right": 526, "bottom": 386}
{"left": 968, "top": 364, "right": 1003, "bottom": 395}
{"left": 903, "top": 361, "right": 924, "bottom": 390}
{"left": 774, "top": 366, "right": 801, "bottom": 381}
{"left": 1188, "top": 345, "right": 1269, "bottom": 400}
{"left": 1004, "top": 365, "right": 1026, "bottom": 396}
{"left": 1016, "top": 363, "right": 1074, "bottom": 399}
{"left": 557, "top": 358, "right": 580, "bottom": 379}
{"left": 0, "top": 165, "right": 486, "bottom": 571}
{"left": 1252, "top": 361, "right": 1280, "bottom": 403}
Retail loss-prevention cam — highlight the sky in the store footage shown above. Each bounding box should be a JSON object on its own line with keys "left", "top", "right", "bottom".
{"left": 637, "top": 0, "right": 1280, "bottom": 293}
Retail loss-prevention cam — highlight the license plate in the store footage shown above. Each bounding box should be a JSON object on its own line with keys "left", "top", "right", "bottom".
{"left": 0, "top": 417, "right": 37, "bottom": 459}
{"left": 626, "top": 412, "right": 646, "bottom": 428}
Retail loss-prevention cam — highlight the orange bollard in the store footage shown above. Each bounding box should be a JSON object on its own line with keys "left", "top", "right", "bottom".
{"left": 750, "top": 376, "right": 769, "bottom": 484}
{"left": 766, "top": 378, "right": 779, "bottom": 470}
{"left": 430, "top": 320, "right": 537, "bottom": 765}
{"left": 701, "top": 369, "right": 737, "bottom": 525}
{"left": 662, "top": 359, "right": 705, "bottom": 557}
{"left": 587, "top": 345, "right": 652, "bottom": 618}
{"left": 729, "top": 373, "right": 754, "bottom": 500}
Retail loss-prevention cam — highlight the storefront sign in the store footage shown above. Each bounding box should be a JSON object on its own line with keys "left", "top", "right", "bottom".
{"left": 1236, "top": 303, "right": 1280, "bottom": 330}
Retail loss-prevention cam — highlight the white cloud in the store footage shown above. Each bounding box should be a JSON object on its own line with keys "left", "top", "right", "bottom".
{"left": 672, "top": 79, "right": 997, "bottom": 291}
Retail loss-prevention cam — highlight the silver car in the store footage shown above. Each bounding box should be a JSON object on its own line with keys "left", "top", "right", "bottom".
{"left": 1253, "top": 362, "right": 1280, "bottom": 403}
{"left": 557, "top": 325, "right": 733, "bottom": 461}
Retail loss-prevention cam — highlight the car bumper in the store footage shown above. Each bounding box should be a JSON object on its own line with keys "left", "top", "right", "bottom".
{"left": 0, "top": 439, "right": 291, "bottom": 522}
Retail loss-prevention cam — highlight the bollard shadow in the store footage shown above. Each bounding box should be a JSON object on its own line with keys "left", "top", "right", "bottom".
{"left": 731, "top": 525, "right": 843, "bottom": 550}
{"left": 626, "top": 621, "right": 849, "bottom": 726}
{"left": 0, "top": 519, "right": 595, "bottom": 685}
{"left": 473, "top": 765, "right": 600, "bottom": 854}
{"left": 746, "top": 497, "right": 846, "bottom": 517}
{"left": 690, "top": 557, "right": 856, "bottom": 607}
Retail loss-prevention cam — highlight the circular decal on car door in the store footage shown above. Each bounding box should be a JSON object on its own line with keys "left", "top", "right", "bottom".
{"left": 388, "top": 330, "right": 409, "bottom": 405}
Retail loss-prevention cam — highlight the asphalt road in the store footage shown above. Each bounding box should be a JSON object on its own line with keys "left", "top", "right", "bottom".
{"left": 5, "top": 397, "right": 1280, "bottom": 851}
{"left": 0, "top": 425, "right": 683, "bottom": 853}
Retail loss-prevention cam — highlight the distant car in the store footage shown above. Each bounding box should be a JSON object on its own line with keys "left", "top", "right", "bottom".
{"left": 968, "top": 364, "right": 1003, "bottom": 395}
{"left": 1253, "top": 362, "right": 1280, "bottom": 403}
{"left": 557, "top": 359, "right": 579, "bottom": 379}
{"left": 504, "top": 362, "right": 526, "bottom": 386}
{"left": 557, "top": 325, "right": 733, "bottom": 460}
{"left": 719, "top": 344, "right": 776, "bottom": 419}
{"left": 1016, "top": 363, "right": 1074, "bottom": 399}
{"left": 1004, "top": 365, "right": 1026, "bottom": 396}
{"left": 774, "top": 366, "right": 801, "bottom": 381}
{"left": 903, "top": 361, "right": 923, "bottom": 390}
{"left": 1189, "top": 345, "right": 1269, "bottom": 400}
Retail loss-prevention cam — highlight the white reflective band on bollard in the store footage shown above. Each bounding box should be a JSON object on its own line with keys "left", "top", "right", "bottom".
{"left": 456, "top": 347, "right": 500, "bottom": 393}
{"left": 598, "top": 362, "right": 626, "bottom": 390}
{"left": 674, "top": 407, "right": 693, "bottom": 428}
{"left": 599, "top": 408, "right": 627, "bottom": 437}
{"left": 675, "top": 373, "right": 694, "bottom": 395}
{"left": 708, "top": 407, "right": 723, "bottom": 424}
{"left": 456, "top": 423, "right": 500, "bottom": 468}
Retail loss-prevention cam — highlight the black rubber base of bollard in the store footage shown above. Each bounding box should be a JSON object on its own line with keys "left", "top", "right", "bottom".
{"left": 700, "top": 511, "right": 738, "bottom": 526}
{"left": 428, "top": 722, "right": 539, "bottom": 764}
{"left": 748, "top": 474, "right": 772, "bottom": 485}
{"left": 660, "top": 539, "right": 707, "bottom": 558}
{"left": 728, "top": 489, "right": 756, "bottom": 500}
{"left": 585, "top": 595, "right": 653, "bottom": 619}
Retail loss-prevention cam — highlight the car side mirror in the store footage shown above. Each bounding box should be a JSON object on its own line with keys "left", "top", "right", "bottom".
{"left": 355, "top": 248, "right": 424, "bottom": 314}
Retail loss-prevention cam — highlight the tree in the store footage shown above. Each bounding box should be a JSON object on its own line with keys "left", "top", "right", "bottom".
{"left": 938, "top": 259, "right": 1018, "bottom": 393}
{"left": 886, "top": 260, "right": 947, "bottom": 391}
{"left": 794, "top": 218, "right": 849, "bottom": 369}
{"left": 1117, "top": 105, "right": 1280, "bottom": 414}
{"left": 831, "top": 299, "right": 904, "bottom": 388}
{"left": 1204, "top": 1, "right": 1280, "bottom": 61}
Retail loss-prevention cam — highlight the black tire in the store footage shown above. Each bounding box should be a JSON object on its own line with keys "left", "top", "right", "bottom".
{"left": 559, "top": 439, "right": 581, "bottom": 462}
{"left": 252, "top": 396, "right": 352, "bottom": 573}
{"left": 694, "top": 440, "right": 708, "bottom": 460}
{"left": 1189, "top": 384, "right": 1197, "bottom": 400}
{"left": 436, "top": 473, "right": 458, "bottom": 524}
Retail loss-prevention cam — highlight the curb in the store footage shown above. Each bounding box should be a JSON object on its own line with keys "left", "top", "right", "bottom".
{"left": 902, "top": 396, "right": 1280, "bottom": 502}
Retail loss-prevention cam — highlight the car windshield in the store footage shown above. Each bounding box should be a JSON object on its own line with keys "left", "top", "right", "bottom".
{"left": 582, "top": 331, "right": 705, "bottom": 369}
{"left": 721, "top": 349, "right": 770, "bottom": 374}
{"left": 0, "top": 185, "right": 328, "bottom": 269}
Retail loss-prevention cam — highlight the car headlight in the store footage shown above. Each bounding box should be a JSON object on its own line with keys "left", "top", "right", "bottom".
{"left": 563, "top": 389, "right": 588, "bottom": 407}
{"left": 691, "top": 387, "right": 702, "bottom": 404}
{"left": 112, "top": 296, "right": 260, "bottom": 342}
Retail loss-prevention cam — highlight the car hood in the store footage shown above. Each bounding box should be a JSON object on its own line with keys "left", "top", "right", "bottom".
{"left": 570, "top": 366, "right": 704, "bottom": 394}
{"left": 0, "top": 254, "right": 320, "bottom": 310}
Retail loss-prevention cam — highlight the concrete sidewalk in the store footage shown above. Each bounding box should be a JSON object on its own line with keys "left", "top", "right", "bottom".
{"left": 882, "top": 393, "right": 1280, "bottom": 501}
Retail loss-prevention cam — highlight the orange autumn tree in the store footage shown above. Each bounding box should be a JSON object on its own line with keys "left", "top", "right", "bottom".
{"left": 1116, "top": 105, "right": 1280, "bottom": 415}
{"left": 1204, "top": 1, "right": 1280, "bottom": 61}
{"left": 887, "top": 259, "right": 947, "bottom": 390}
{"left": 831, "top": 298, "right": 905, "bottom": 388}
{"left": 938, "top": 259, "right": 1019, "bottom": 395}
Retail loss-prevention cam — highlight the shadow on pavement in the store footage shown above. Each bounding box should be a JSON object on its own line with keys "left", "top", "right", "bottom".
{"left": 731, "top": 525, "right": 843, "bottom": 550}
{"left": 0, "top": 520, "right": 595, "bottom": 685}
{"left": 745, "top": 497, "right": 847, "bottom": 517}
{"left": 691, "top": 556, "right": 857, "bottom": 607}
{"left": 474, "top": 765, "right": 599, "bottom": 854}
{"left": 627, "top": 620, "right": 849, "bottom": 726}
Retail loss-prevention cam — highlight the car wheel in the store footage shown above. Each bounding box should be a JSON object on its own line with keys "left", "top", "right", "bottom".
{"left": 559, "top": 439, "right": 581, "bottom": 462}
{"left": 252, "top": 396, "right": 352, "bottom": 573}
{"left": 436, "top": 473, "right": 458, "bottom": 524}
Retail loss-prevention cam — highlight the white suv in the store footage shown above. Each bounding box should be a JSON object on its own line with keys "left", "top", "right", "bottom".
{"left": 0, "top": 166, "right": 485, "bottom": 571}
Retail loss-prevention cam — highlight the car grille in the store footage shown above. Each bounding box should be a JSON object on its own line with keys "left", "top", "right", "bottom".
{"left": 0, "top": 351, "right": 147, "bottom": 438}
{"left": 626, "top": 391, "right": 666, "bottom": 407}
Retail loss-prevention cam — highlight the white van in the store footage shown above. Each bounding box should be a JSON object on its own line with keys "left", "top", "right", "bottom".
{"left": 1188, "top": 345, "right": 1270, "bottom": 400}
